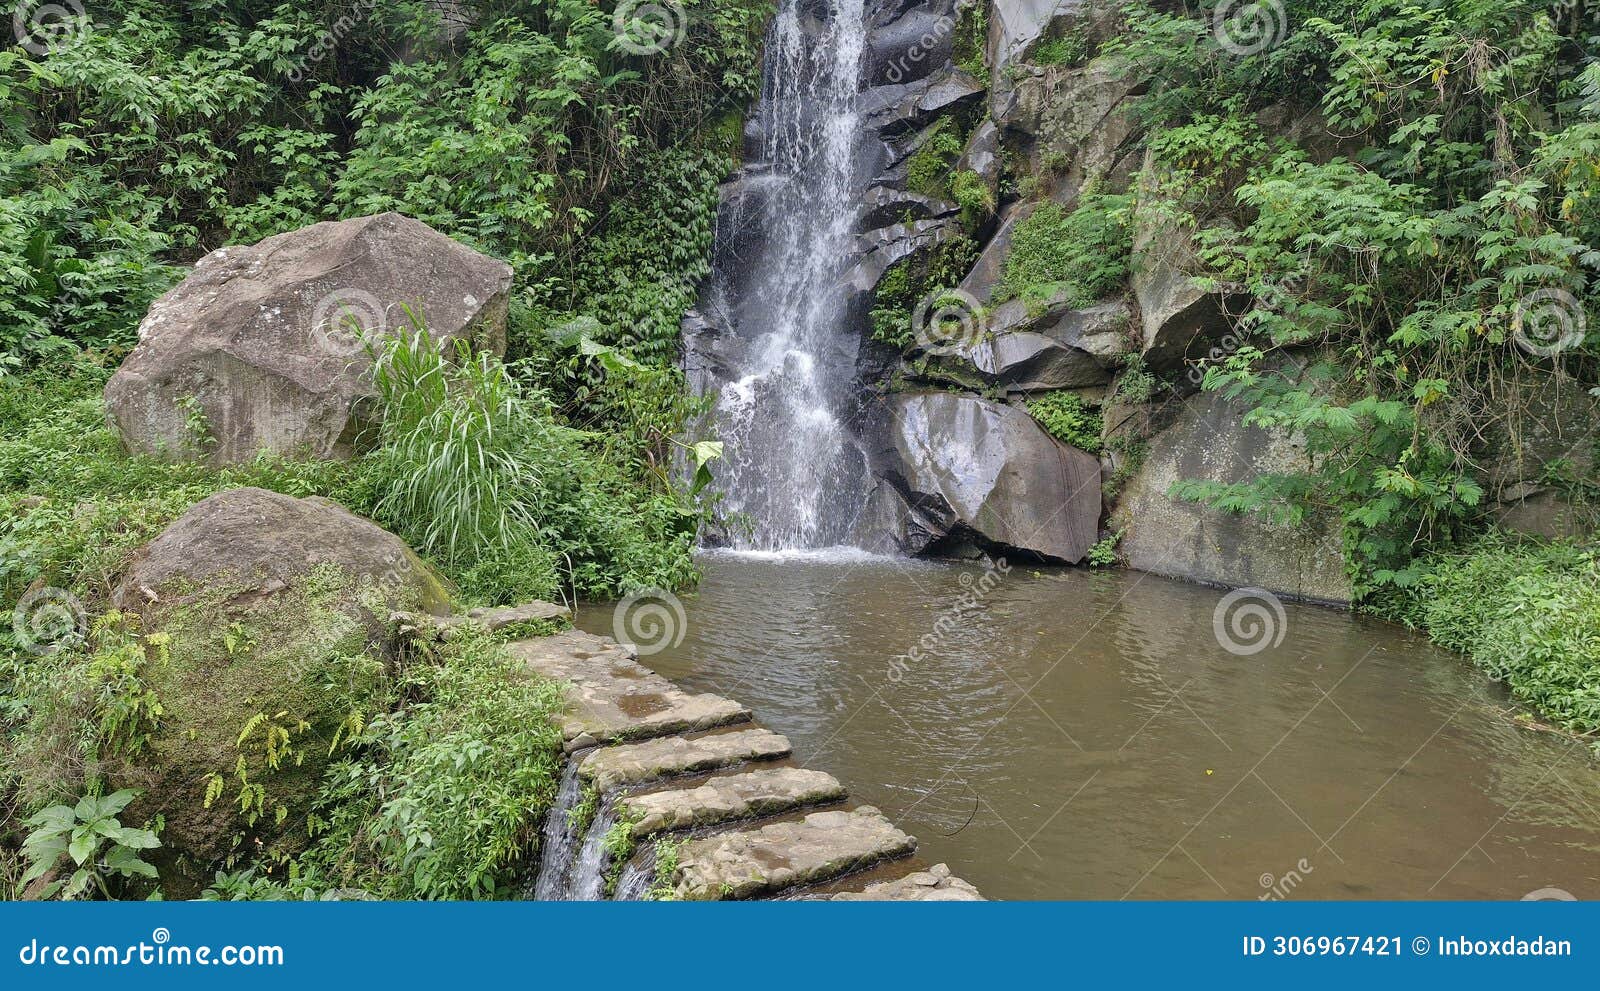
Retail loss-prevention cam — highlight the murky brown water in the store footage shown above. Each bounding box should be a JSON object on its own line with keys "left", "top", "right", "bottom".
{"left": 576, "top": 552, "right": 1600, "bottom": 901}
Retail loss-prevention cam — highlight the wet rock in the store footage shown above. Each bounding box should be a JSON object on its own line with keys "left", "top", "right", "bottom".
{"left": 105, "top": 213, "right": 512, "bottom": 465}
{"left": 509, "top": 631, "right": 751, "bottom": 744}
{"left": 827, "top": 863, "right": 985, "bottom": 901}
{"left": 673, "top": 808, "right": 917, "bottom": 900}
{"left": 866, "top": 0, "right": 960, "bottom": 87}
{"left": 871, "top": 392, "right": 1102, "bottom": 562}
{"left": 859, "top": 66, "right": 986, "bottom": 140}
{"left": 580, "top": 729, "right": 793, "bottom": 792}
{"left": 1109, "top": 382, "right": 1351, "bottom": 603}
{"left": 917, "top": 296, "right": 1132, "bottom": 391}
{"left": 622, "top": 767, "right": 847, "bottom": 838}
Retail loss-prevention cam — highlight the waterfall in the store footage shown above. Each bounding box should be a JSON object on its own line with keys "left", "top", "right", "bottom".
{"left": 612, "top": 846, "right": 656, "bottom": 902}
{"left": 692, "top": 0, "right": 874, "bottom": 552}
{"left": 567, "top": 795, "right": 620, "bottom": 901}
{"left": 530, "top": 755, "right": 588, "bottom": 900}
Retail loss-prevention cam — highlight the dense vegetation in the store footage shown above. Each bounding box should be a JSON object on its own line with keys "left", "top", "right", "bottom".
{"left": 1109, "top": 0, "right": 1598, "bottom": 732}
{"left": 0, "top": 0, "right": 768, "bottom": 899}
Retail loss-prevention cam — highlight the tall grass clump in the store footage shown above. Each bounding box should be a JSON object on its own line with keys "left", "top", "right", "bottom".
{"left": 370, "top": 327, "right": 546, "bottom": 566}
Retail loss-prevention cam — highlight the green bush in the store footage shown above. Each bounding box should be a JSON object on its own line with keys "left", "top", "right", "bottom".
{"left": 996, "top": 195, "right": 1133, "bottom": 307}
{"left": 1026, "top": 391, "right": 1104, "bottom": 454}
{"left": 1393, "top": 537, "right": 1600, "bottom": 735}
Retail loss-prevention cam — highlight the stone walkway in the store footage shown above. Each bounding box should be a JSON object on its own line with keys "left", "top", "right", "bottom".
{"left": 514, "top": 626, "right": 984, "bottom": 901}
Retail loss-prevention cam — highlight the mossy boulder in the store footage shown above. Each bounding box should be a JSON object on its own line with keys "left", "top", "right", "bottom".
{"left": 107, "top": 487, "right": 451, "bottom": 894}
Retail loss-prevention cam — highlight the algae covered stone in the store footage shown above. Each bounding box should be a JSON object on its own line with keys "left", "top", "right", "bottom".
{"left": 107, "top": 487, "right": 451, "bottom": 893}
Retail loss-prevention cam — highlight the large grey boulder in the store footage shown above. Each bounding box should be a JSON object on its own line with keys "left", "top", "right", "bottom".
{"left": 872, "top": 392, "right": 1102, "bottom": 562}
{"left": 1108, "top": 388, "right": 1352, "bottom": 603}
{"left": 108, "top": 488, "right": 451, "bottom": 894}
{"left": 105, "top": 213, "right": 513, "bottom": 465}
{"left": 917, "top": 296, "right": 1132, "bottom": 391}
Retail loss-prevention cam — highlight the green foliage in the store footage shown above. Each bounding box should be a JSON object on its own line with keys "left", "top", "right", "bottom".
{"left": 1031, "top": 30, "right": 1091, "bottom": 68}
{"left": 995, "top": 194, "right": 1134, "bottom": 308}
{"left": 1026, "top": 392, "right": 1104, "bottom": 453}
{"left": 905, "top": 118, "right": 968, "bottom": 202}
{"left": 300, "top": 626, "right": 567, "bottom": 900}
{"left": 648, "top": 836, "right": 683, "bottom": 901}
{"left": 1118, "top": 0, "right": 1599, "bottom": 594}
{"left": 0, "top": 1, "right": 771, "bottom": 370}
{"left": 1087, "top": 531, "right": 1123, "bottom": 568}
{"left": 952, "top": 2, "right": 990, "bottom": 85}
{"left": 20, "top": 789, "right": 159, "bottom": 900}
{"left": 1388, "top": 536, "right": 1600, "bottom": 735}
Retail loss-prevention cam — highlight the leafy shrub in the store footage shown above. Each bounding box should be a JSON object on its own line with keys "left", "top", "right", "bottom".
{"left": 996, "top": 194, "right": 1133, "bottom": 307}
{"left": 1391, "top": 537, "right": 1600, "bottom": 734}
{"left": 301, "top": 626, "right": 567, "bottom": 900}
{"left": 20, "top": 790, "right": 159, "bottom": 900}
{"left": 1026, "top": 391, "right": 1104, "bottom": 453}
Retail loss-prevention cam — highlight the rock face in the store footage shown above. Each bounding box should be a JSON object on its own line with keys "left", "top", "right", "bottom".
{"left": 580, "top": 729, "right": 792, "bottom": 792}
{"left": 871, "top": 392, "right": 1102, "bottom": 562}
{"left": 918, "top": 296, "right": 1132, "bottom": 391}
{"left": 105, "top": 213, "right": 513, "bottom": 465}
{"left": 108, "top": 488, "right": 451, "bottom": 894}
{"left": 1485, "top": 379, "right": 1599, "bottom": 539}
{"left": 1109, "top": 389, "right": 1352, "bottom": 603}
{"left": 1130, "top": 155, "right": 1249, "bottom": 373}
{"left": 826, "top": 862, "right": 984, "bottom": 901}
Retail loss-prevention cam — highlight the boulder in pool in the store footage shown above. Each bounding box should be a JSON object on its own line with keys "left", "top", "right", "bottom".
{"left": 870, "top": 392, "right": 1102, "bottom": 562}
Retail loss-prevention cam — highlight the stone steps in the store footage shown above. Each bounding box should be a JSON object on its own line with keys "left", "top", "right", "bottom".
{"left": 513, "top": 627, "right": 984, "bottom": 901}
{"left": 579, "top": 728, "right": 792, "bottom": 792}
{"left": 673, "top": 808, "right": 917, "bottom": 901}
{"left": 510, "top": 630, "right": 750, "bottom": 748}
{"left": 621, "top": 766, "right": 847, "bottom": 839}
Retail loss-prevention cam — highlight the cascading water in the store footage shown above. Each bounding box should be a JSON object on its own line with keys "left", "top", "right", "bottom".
{"left": 691, "top": 0, "right": 875, "bottom": 551}
{"left": 529, "top": 755, "right": 587, "bottom": 900}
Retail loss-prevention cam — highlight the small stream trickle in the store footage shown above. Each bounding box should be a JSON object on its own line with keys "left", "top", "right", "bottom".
{"left": 612, "top": 847, "right": 656, "bottom": 902}
{"left": 530, "top": 754, "right": 588, "bottom": 901}
{"left": 568, "top": 795, "right": 620, "bottom": 901}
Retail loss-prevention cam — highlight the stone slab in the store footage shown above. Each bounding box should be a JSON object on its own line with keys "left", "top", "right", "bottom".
{"left": 674, "top": 808, "right": 916, "bottom": 900}
{"left": 580, "top": 729, "right": 792, "bottom": 792}
{"left": 623, "top": 767, "right": 846, "bottom": 839}
{"left": 825, "top": 863, "right": 984, "bottom": 901}
{"left": 509, "top": 631, "right": 750, "bottom": 745}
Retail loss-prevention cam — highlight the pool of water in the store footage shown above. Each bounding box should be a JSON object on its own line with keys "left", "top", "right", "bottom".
{"left": 576, "top": 553, "right": 1600, "bottom": 900}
